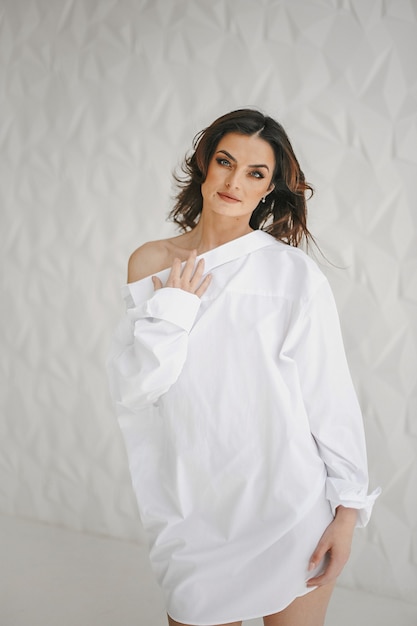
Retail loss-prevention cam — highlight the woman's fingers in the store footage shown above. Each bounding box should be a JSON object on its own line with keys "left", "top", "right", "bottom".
{"left": 195, "top": 273, "right": 212, "bottom": 298}
{"left": 307, "top": 539, "right": 351, "bottom": 587}
{"left": 152, "top": 276, "right": 163, "bottom": 290}
{"left": 307, "top": 540, "right": 328, "bottom": 576}
{"left": 166, "top": 257, "right": 183, "bottom": 288}
{"left": 189, "top": 258, "right": 206, "bottom": 289}
{"left": 306, "top": 551, "right": 346, "bottom": 587}
{"left": 159, "top": 251, "right": 211, "bottom": 297}
{"left": 181, "top": 249, "right": 198, "bottom": 283}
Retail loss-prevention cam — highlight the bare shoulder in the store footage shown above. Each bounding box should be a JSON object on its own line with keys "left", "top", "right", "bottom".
{"left": 127, "top": 240, "right": 171, "bottom": 283}
{"left": 127, "top": 233, "right": 194, "bottom": 283}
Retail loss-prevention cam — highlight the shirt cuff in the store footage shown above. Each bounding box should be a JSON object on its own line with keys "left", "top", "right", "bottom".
{"left": 325, "top": 477, "right": 382, "bottom": 527}
{"left": 127, "top": 287, "right": 201, "bottom": 333}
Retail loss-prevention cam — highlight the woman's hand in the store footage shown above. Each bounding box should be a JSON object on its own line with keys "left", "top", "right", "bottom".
{"left": 152, "top": 249, "right": 212, "bottom": 298}
{"left": 306, "top": 506, "right": 357, "bottom": 587}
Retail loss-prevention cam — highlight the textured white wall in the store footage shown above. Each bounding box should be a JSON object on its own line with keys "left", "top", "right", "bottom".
{"left": 1, "top": 0, "right": 416, "bottom": 604}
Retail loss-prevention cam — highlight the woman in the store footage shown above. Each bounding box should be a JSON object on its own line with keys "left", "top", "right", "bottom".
{"left": 107, "top": 109, "right": 379, "bottom": 626}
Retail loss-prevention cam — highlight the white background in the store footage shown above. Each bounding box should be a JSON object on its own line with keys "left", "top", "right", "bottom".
{"left": 1, "top": 0, "right": 416, "bottom": 604}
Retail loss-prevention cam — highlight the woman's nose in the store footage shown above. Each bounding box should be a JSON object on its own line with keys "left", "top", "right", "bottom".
{"left": 226, "top": 170, "right": 240, "bottom": 189}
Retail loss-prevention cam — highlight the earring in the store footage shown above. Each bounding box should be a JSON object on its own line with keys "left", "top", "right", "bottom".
{"left": 262, "top": 196, "right": 266, "bottom": 203}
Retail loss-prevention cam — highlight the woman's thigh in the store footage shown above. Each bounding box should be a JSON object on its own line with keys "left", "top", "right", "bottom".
{"left": 263, "top": 583, "right": 335, "bottom": 626}
{"left": 167, "top": 615, "right": 242, "bottom": 626}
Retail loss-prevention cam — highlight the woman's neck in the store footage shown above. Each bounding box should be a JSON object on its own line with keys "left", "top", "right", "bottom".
{"left": 186, "top": 214, "right": 253, "bottom": 254}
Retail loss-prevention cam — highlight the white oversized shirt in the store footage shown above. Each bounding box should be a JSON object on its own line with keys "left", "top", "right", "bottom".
{"left": 107, "top": 230, "right": 379, "bottom": 625}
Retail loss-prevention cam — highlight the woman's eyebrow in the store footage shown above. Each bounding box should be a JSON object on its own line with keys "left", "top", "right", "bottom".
{"left": 216, "top": 149, "right": 270, "bottom": 171}
{"left": 216, "top": 149, "right": 237, "bottom": 162}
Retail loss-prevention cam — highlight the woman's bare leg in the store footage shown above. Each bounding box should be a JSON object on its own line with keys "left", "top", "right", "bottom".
{"left": 263, "top": 583, "right": 335, "bottom": 626}
{"left": 167, "top": 616, "right": 241, "bottom": 626}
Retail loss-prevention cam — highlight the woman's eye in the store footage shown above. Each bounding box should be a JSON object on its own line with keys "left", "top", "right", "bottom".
{"left": 250, "top": 170, "right": 264, "bottom": 179}
{"left": 216, "top": 157, "right": 231, "bottom": 167}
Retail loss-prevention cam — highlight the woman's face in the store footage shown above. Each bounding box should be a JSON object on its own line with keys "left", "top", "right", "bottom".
{"left": 201, "top": 132, "right": 275, "bottom": 220}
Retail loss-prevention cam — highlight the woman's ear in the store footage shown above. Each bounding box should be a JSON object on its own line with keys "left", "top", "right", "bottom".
{"left": 267, "top": 183, "right": 275, "bottom": 194}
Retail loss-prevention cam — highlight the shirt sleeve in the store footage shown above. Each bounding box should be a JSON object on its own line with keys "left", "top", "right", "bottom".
{"left": 288, "top": 279, "right": 380, "bottom": 527}
{"left": 106, "top": 287, "right": 201, "bottom": 413}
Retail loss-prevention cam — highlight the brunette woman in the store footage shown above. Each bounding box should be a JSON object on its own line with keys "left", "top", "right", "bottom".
{"left": 107, "top": 109, "right": 379, "bottom": 626}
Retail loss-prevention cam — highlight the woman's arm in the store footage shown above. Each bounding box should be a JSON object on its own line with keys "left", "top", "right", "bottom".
{"left": 288, "top": 278, "right": 380, "bottom": 526}
{"left": 107, "top": 250, "right": 211, "bottom": 413}
{"left": 286, "top": 277, "right": 380, "bottom": 585}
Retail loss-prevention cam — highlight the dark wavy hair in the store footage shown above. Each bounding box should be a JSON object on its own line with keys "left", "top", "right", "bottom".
{"left": 169, "top": 108, "right": 315, "bottom": 247}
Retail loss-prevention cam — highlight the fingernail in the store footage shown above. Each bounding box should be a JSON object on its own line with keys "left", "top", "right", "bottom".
{"left": 308, "top": 562, "right": 315, "bottom": 571}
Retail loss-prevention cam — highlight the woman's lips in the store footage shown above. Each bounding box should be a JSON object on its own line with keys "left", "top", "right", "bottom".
{"left": 217, "top": 192, "right": 241, "bottom": 203}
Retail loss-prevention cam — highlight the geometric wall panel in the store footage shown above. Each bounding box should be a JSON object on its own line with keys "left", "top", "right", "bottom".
{"left": 1, "top": 0, "right": 416, "bottom": 603}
